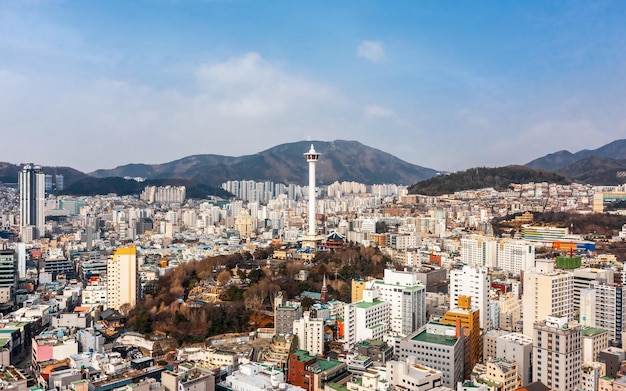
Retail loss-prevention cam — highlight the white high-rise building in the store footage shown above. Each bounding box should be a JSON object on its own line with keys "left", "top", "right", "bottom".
{"left": 293, "top": 312, "right": 325, "bottom": 356}
{"left": 522, "top": 270, "right": 573, "bottom": 338}
{"left": 591, "top": 283, "right": 626, "bottom": 344}
{"left": 374, "top": 269, "right": 426, "bottom": 336}
{"left": 460, "top": 236, "right": 497, "bottom": 268}
{"left": 19, "top": 164, "right": 45, "bottom": 239}
{"left": 106, "top": 246, "right": 138, "bottom": 310}
{"left": 449, "top": 265, "right": 490, "bottom": 329}
{"left": 343, "top": 289, "right": 390, "bottom": 349}
{"left": 496, "top": 239, "right": 535, "bottom": 274}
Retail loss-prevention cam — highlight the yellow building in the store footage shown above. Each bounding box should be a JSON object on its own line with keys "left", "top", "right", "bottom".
{"left": 106, "top": 246, "right": 137, "bottom": 310}
{"left": 485, "top": 359, "right": 519, "bottom": 391}
{"left": 351, "top": 278, "right": 369, "bottom": 303}
{"left": 439, "top": 296, "right": 481, "bottom": 378}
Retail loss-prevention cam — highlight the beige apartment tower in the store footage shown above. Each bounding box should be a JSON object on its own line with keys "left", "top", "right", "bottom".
{"left": 106, "top": 246, "right": 138, "bottom": 310}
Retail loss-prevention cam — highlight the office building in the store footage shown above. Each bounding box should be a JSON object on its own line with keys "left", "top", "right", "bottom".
{"left": 396, "top": 322, "right": 465, "bottom": 388}
{"left": 373, "top": 269, "right": 427, "bottom": 336}
{"left": 19, "top": 164, "right": 45, "bottom": 239}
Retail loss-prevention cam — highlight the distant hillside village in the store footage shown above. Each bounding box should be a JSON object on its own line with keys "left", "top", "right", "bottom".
{"left": 1, "top": 160, "right": 626, "bottom": 391}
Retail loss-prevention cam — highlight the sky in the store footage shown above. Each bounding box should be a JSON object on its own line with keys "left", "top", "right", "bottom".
{"left": 1, "top": 1, "right": 626, "bottom": 173}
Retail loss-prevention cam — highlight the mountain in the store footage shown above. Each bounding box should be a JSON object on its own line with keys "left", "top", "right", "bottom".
{"left": 526, "top": 139, "right": 626, "bottom": 185}
{"left": 90, "top": 140, "right": 439, "bottom": 186}
{"left": 556, "top": 156, "right": 626, "bottom": 185}
{"left": 0, "top": 162, "right": 90, "bottom": 186}
{"left": 527, "top": 139, "right": 626, "bottom": 170}
{"left": 408, "top": 165, "right": 571, "bottom": 196}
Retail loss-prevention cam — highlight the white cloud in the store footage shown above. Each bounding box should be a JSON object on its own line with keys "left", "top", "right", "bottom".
{"left": 364, "top": 104, "right": 396, "bottom": 119}
{"left": 357, "top": 40, "right": 387, "bottom": 63}
{"left": 0, "top": 52, "right": 361, "bottom": 171}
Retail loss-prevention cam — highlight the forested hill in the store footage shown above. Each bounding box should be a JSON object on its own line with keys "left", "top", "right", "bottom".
{"left": 408, "top": 165, "right": 571, "bottom": 196}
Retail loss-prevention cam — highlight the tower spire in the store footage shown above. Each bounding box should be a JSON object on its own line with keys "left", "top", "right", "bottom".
{"left": 321, "top": 274, "right": 328, "bottom": 303}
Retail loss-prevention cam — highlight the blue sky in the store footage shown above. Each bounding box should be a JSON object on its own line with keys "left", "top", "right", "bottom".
{"left": 1, "top": 0, "right": 625, "bottom": 173}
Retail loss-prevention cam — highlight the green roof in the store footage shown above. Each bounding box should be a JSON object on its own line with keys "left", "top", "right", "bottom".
{"left": 316, "top": 358, "right": 343, "bottom": 373}
{"left": 369, "top": 323, "right": 384, "bottom": 330}
{"left": 327, "top": 383, "right": 349, "bottom": 391}
{"left": 355, "top": 300, "right": 384, "bottom": 309}
{"left": 581, "top": 327, "right": 606, "bottom": 337}
{"left": 0, "top": 338, "right": 10, "bottom": 347}
{"left": 411, "top": 330, "right": 458, "bottom": 346}
{"left": 292, "top": 350, "right": 316, "bottom": 362}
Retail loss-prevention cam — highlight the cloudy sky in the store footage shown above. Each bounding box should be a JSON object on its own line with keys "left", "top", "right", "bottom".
{"left": 1, "top": 1, "right": 626, "bottom": 173}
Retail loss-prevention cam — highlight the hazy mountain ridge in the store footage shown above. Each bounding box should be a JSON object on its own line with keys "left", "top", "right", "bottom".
{"left": 526, "top": 139, "right": 626, "bottom": 185}
{"left": 89, "top": 140, "right": 439, "bottom": 186}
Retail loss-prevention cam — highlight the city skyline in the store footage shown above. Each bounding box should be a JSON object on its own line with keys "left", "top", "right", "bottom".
{"left": 2, "top": 1, "right": 626, "bottom": 172}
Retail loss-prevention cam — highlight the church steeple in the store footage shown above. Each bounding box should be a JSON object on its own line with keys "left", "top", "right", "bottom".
{"left": 321, "top": 274, "right": 328, "bottom": 303}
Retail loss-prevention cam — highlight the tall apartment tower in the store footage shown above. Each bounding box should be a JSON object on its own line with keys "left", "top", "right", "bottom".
{"left": 460, "top": 236, "right": 497, "bottom": 268}
{"left": 532, "top": 316, "right": 581, "bottom": 391}
{"left": 522, "top": 270, "right": 573, "bottom": 338}
{"left": 496, "top": 239, "right": 535, "bottom": 274}
{"left": 449, "top": 265, "right": 490, "bottom": 329}
{"left": 19, "top": 164, "right": 45, "bottom": 239}
{"left": 106, "top": 246, "right": 138, "bottom": 310}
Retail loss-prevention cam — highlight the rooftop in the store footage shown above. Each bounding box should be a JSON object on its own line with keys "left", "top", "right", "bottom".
{"left": 411, "top": 330, "right": 457, "bottom": 346}
{"left": 581, "top": 327, "right": 606, "bottom": 337}
{"left": 355, "top": 300, "right": 384, "bottom": 309}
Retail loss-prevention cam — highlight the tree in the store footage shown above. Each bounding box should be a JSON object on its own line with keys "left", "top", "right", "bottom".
{"left": 248, "top": 268, "right": 266, "bottom": 284}
{"left": 217, "top": 270, "right": 232, "bottom": 286}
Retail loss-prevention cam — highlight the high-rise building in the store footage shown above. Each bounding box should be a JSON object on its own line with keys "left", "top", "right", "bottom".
{"left": 449, "top": 265, "right": 490, "bottom": 329}
{"left": 460, "top": 236, "right": 496, "bottom": 268}
{"left": 532, "top": 316, "right": 581, "bottom": 391}
{"left": 293, "top": 312, "right": 325, "bottom": 356}
{"left": 106, "top": 246, "right": 138, "bottom": 310}
{"left": 0, "top": 248, "right": 17, "bottom": 303}
{"left": 522, "top": 270, "right": 573, "bottom": 338}
{"left": 373, "top": 269, "right": 426, "bottom": 336}
{"left": 591, "top": 282, "right": 626, "bottom": 344}
{"left": 19, "top": 164, "right": 45, "bottom": 239}
{"left": 343, "top": 289, "right": 390, "bottom": 349}
{"left": 396, "top": 322, "right": 465, "bottom": 388}
{"left": 496, "top": 239, "right": 534, "bottom": 274}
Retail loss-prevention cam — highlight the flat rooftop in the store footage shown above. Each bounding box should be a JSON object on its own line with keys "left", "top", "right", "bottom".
{"left": 411, "top": 330, "right": 457, "bottom": 346}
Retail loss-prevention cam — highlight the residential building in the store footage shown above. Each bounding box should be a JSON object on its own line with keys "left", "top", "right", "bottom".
{"left": 106, "top": 246, "right": 138, "bottom": 310}
{"left": 449, "top": 266, "right": 490, "bottom": 329}
{"left": 532, "top": 316, "right": 581, "bottom": 391}
{"left": 522, "top": 271, "right": 573, "bottom": 338}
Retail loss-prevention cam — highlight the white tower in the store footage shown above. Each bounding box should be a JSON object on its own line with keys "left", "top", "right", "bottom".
{"left": 304, "top": 144, "right": 320, "bottom": 236}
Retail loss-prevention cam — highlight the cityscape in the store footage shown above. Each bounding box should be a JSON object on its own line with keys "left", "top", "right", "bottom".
{"left": 0, "top": 138, "right": 626, "bottom": 391}
{"left": 3, "top": 2, "right": 626, "bottom": 391}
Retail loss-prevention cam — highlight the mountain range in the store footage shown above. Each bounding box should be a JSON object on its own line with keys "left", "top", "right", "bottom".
{"left": 1, "top": 139, "right": 625, "bottom": 197}
{"left": 89, "top": 140, "right": 439, "bottom": 186}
